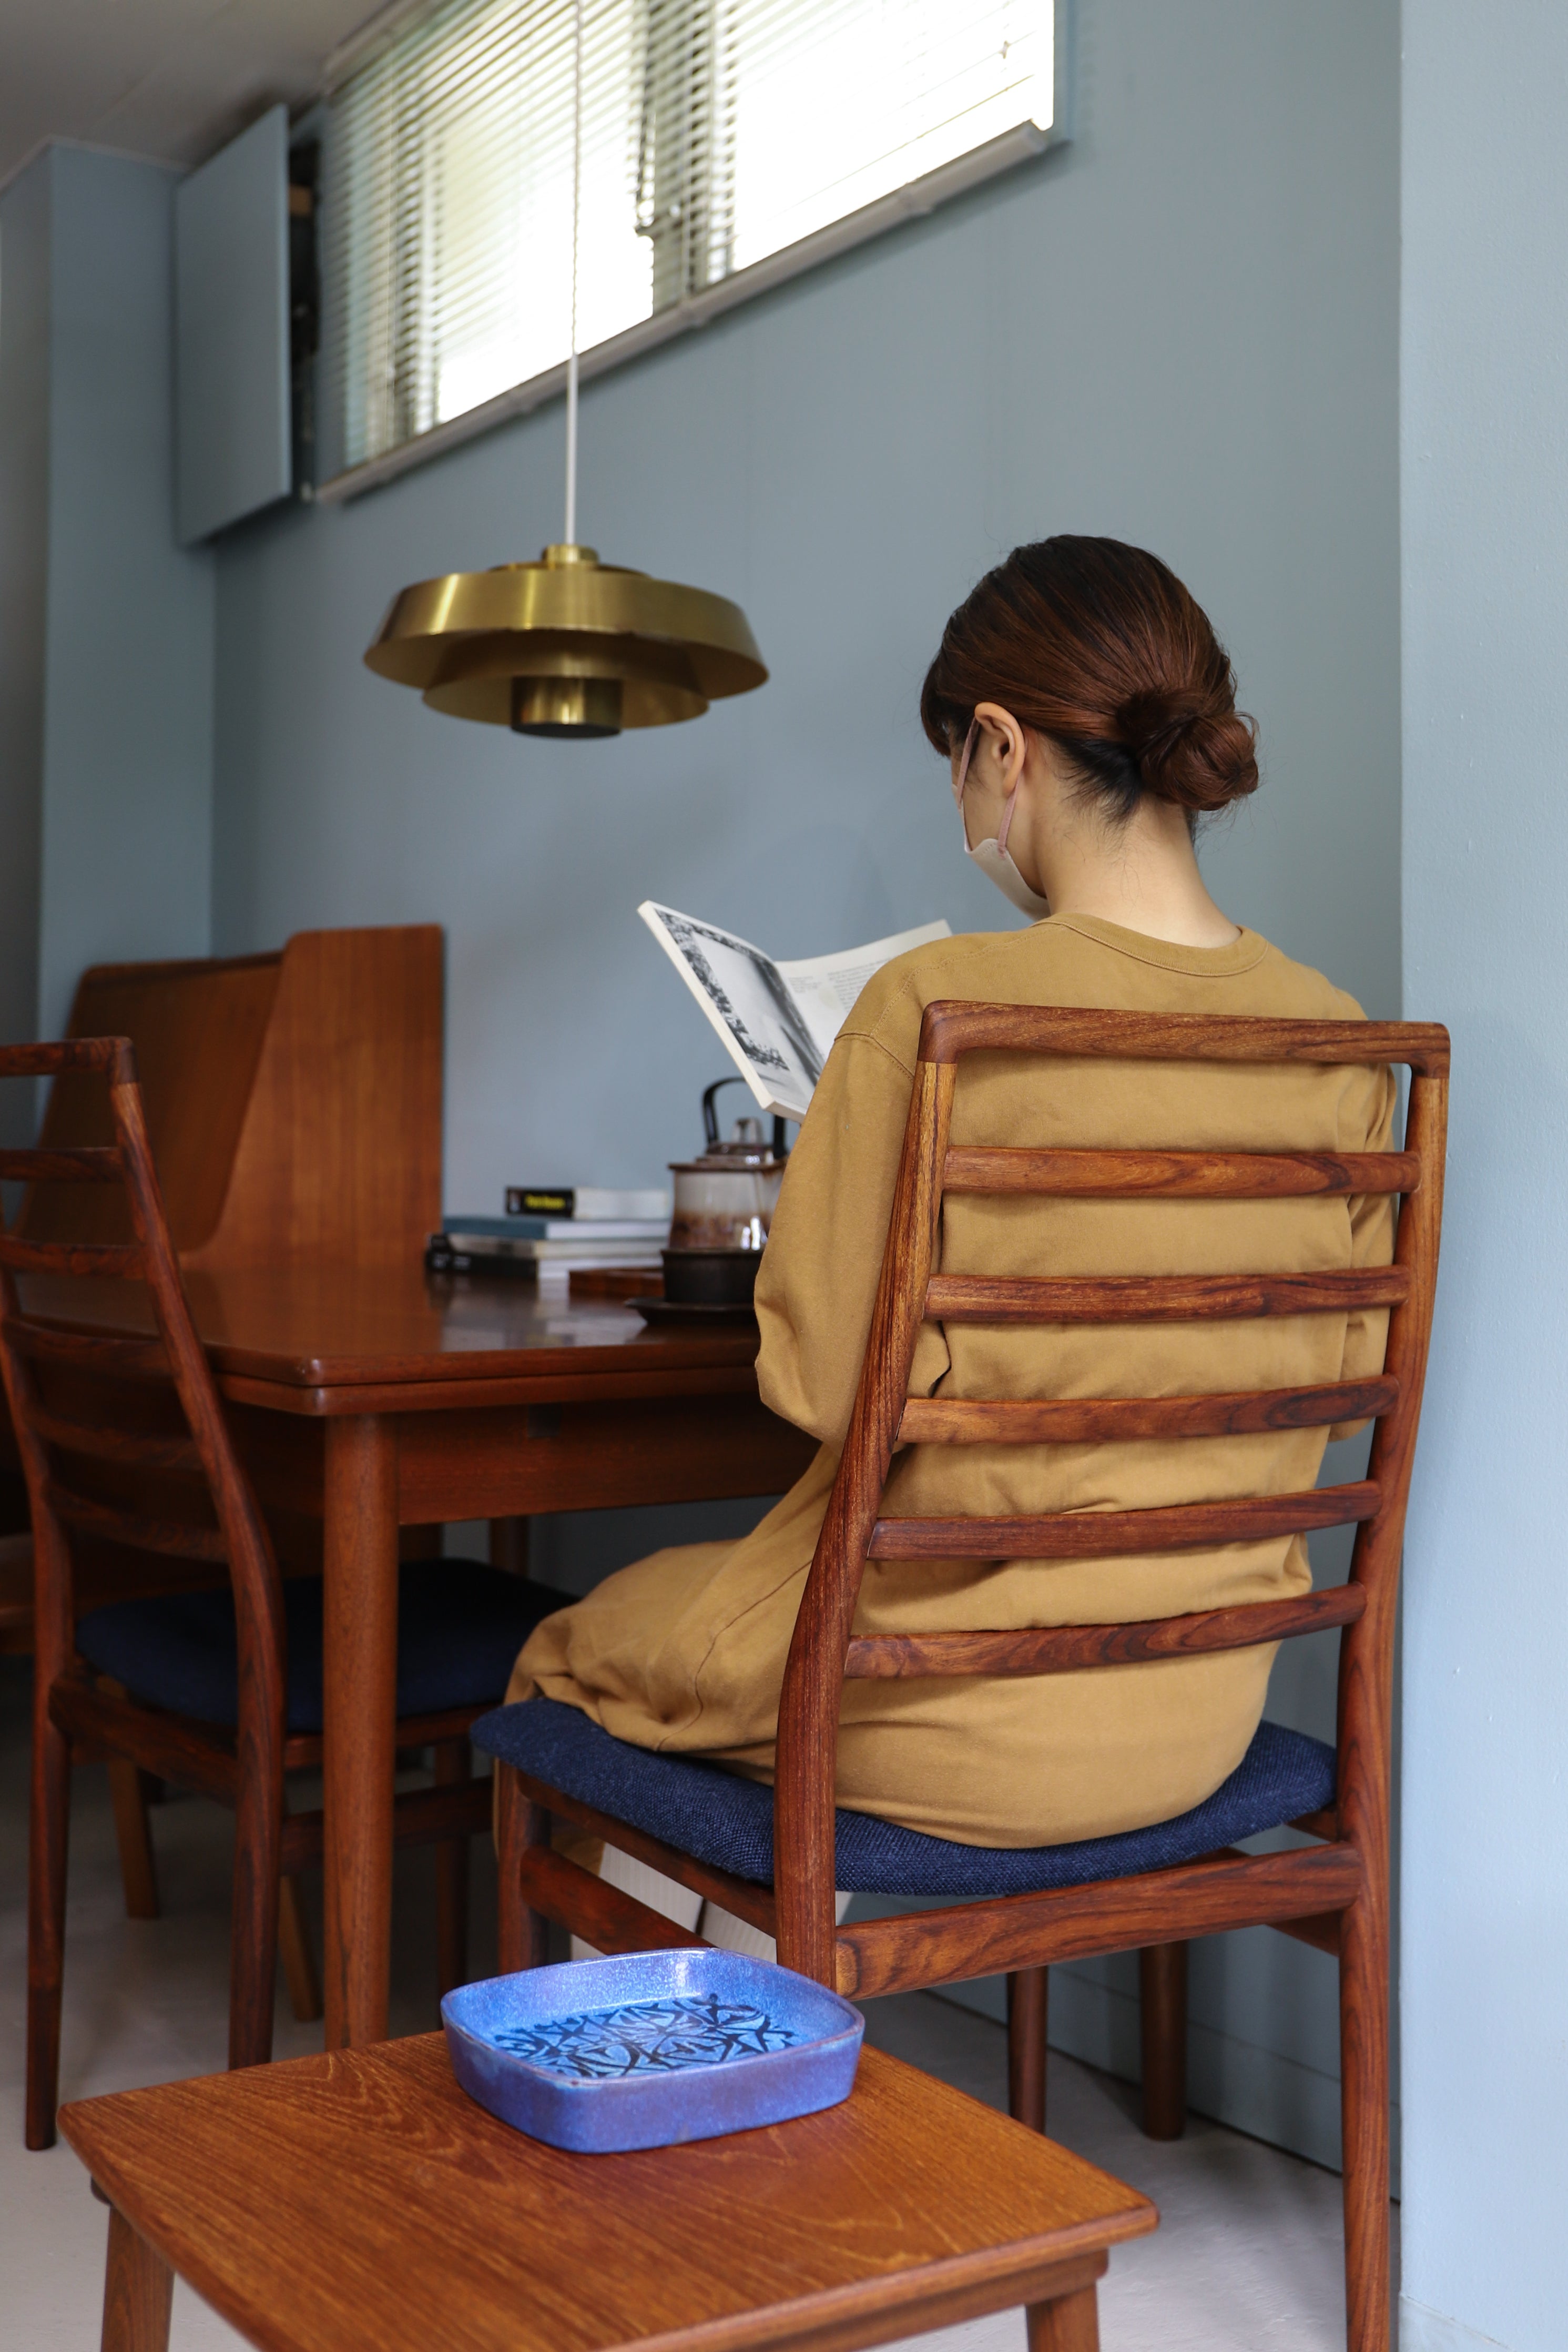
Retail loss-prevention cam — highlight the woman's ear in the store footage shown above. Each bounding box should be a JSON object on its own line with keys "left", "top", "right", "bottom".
{"left": 972, "top": 700, "right": 1028, "bottom": 792}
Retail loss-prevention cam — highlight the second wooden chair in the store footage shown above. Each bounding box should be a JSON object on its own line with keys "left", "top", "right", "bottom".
{"left": 0, "top": 1039, "right": 569, "bottom": 2151}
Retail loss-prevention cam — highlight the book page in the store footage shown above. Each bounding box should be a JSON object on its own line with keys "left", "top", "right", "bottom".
{"left": 638, "top": 905, "right": 952, "bottom": 1122}
{"left": 637, "top": 903, "right": 823, "bottom": 1120}
{"left": 775, "top": 920, "right": 952, "bottom": 1062}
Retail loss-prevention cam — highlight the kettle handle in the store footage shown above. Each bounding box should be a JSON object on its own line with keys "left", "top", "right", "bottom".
{"left": 701, "top": 1076, "right": 790, "bottom": 1159}
{"left": 702, "top": 1076, "right": 745, "bottom": 1149}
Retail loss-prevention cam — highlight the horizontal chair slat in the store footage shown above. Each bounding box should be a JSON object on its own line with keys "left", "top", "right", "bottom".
{"left": 50, "top": 1676, "right": 236, "bottom": 1804}
{"left": 926, "top": 1268, "right": 1410, "bottom": 1325}
{"left": 280, "top": 1778, "right": 493, "bottom": 1872}
{"left": 0, "top": 1147, "right": 124, "bottom": 1183}
{"left": 0, "top": 1038, "right": 135, "bottom": 1082}
{"left": 506, "top": 1763, "right": 781, "bottom": 1932}
{"left": 918, "top": 1003, "right": 1450, "bottom": 1074}
{"left": 45, "top": 1482, "right": 228, "bottom": 1563}
{"left": 26, "top": 1405, "right": 204, "bottom": 1474}
{"left": 942, "top": 1147, "right": 1420, "bottom": 1199}
{"left": 898, "top": 1376, "right": 1398, "bottom": 1446}
{"left": 1, "top": 1317, "right": 171, "bottom": 1378}
{"left": 833, "top": 1844, "right": 1365, "bottom": 1999}
{"left": 514, "top": 1843, "right": 710, "bottom": 1957}
{"left": 866, "top": 1479, "right": 1380, "bottom": 1560}
{"left": 843, "top": 1581, "right": 1367, "bottom": 1678}
{"left": 0, "top": 1235, "right": 144, "bottom": 1276}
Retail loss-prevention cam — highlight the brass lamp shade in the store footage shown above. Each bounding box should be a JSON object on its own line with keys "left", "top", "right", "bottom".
{"left": 364, "top": 543, "right": 766, "bottom": 737}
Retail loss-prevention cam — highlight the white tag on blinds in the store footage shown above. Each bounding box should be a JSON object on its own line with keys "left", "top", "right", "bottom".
{"left": 321, "top": 0, "right": 1056, "bottom": 481}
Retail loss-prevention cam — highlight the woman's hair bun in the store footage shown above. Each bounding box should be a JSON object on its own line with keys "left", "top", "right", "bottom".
{"left": 921, "top": 535, "right": 1260, "bottom": 824}
{"left": 1116, "top": 684, "right": 1259, "bottom": 815}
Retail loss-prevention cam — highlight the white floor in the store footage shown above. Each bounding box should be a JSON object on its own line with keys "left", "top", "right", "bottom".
{"left": 0, "top": 1655, "right": 1386, "bottom": 2350}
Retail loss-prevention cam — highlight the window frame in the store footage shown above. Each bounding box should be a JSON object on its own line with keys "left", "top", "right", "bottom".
{"left": 313, "top": 0, "right": 1073, "bottom": 506}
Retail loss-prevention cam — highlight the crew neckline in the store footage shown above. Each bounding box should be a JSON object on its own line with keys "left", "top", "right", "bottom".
{"left": 1041, "top": 911, "right": 1269, "bottom": 976}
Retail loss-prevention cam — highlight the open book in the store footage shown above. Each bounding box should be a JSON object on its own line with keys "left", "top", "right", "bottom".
{"left": 638, "top": 900, "right": 951, "bottom": 1122}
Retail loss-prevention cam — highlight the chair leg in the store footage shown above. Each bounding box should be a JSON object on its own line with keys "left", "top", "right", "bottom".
{"left": 1340, "top": 1886, "right": 1391, "bottom": 2352}
{"left": 1007, "top": 1966, "right": 1048, "bottom": 2134}
{"left": 277, "top": 1877, "right": 322, "bottom": 2024}
{"left": 106, "top": 1760, "right": 160, "bottom": 1921}
{"left": 227, "top": 1767, "right": 281, "bottom": 2072}
{"left": 496, "top": 1766, "right": 551, "bottom": 1974}
{"left": 26, "top": 1711, "right": 72, "bottom": 2150}
{"left": 1139, "top": 1942, "right": 1188, "bottom": 2140}
{"left": 434, "top": 1736, "right": 472, "bottom": 1998}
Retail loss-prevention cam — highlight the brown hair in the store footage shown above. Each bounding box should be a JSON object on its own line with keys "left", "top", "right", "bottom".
{"left": 920, "top": 536, "right": 1258, "bottom": 821}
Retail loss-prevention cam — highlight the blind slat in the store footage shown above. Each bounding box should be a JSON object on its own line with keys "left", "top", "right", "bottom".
{"left": 322, "top": 0, "right": 1054, "bottom": 472}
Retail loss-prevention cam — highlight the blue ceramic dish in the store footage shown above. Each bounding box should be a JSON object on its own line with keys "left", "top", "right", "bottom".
{"left": 442, "top": 1948, "right": 864, "bottom": 2154}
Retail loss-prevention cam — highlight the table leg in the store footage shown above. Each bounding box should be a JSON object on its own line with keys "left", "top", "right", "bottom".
{"left": 1026, "top": 2284, "right": 1099, "bottom": 2351}
{"left": 322, "top": 1415, "right": 399, "bottom": 2049}
{"left": 488, "top": 1517, "right": 531, "bottom": 1575}
{"left": 101, "top": 2206, "right": 173, "bottom": 2352}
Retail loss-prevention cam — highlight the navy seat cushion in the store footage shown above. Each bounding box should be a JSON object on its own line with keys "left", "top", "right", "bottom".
{"left": 77, "top": 1565, "right": 574, "bottom": 1736}
{"left": 472, "top": 1696, "right": 1336, "bottom": 1899}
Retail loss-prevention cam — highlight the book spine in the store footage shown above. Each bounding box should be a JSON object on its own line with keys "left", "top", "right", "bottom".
{"left": 425, "top": 1239, "right": 537, "bottom": 1279}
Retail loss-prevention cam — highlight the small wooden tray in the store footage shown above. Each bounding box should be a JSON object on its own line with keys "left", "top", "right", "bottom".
{"left": 568, "top": 1265, "right": 665, "bottom": 1300}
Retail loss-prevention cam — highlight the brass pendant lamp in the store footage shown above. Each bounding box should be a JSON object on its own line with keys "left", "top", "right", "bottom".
{"left": 363, "top": 2, "right": 765, "bottom": 741}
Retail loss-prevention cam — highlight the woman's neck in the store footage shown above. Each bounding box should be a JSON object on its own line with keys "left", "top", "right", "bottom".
{"left": 1016, "top": 769, "right": 1240, "bottom": 949}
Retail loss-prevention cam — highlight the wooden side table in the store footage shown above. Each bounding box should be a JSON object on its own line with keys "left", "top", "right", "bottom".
{"left": 60, "top": 2035, "right": 1156, "bottom": 2352}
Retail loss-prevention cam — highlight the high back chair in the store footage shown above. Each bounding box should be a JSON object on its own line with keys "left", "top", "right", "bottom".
{"left": 1, "top": 1040, "right": 569, "bottom": 2151}
{"left": 479, "top": 1006, "right": 1447, "bottom": 2352}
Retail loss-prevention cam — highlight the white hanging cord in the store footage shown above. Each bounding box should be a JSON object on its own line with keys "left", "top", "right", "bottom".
{"left": 564, "top": 0, "right": 584, "bottom": 546}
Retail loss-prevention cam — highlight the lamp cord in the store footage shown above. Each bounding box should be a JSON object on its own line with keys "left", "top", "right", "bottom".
{"left": 564, "top": 0, "right": 583, "bottom": 546}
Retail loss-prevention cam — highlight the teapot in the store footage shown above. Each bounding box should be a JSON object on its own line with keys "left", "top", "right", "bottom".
{"left": 664, "top": 1081, "right": 788, "bottom": 1305}
{"left": 668, "top": 1081, "right": 787, "bottom": 1251}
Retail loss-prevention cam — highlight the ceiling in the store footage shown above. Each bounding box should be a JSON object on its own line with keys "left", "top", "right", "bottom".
{"left": 0, "top": 0, "right": 391, "bottom": 191}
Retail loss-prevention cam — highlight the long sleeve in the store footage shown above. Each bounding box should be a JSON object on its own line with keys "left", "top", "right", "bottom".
{"left": 753, "top": 1028, "right": 950, "bottom": 1444}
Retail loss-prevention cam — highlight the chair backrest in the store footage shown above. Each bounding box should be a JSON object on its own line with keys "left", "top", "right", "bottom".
{"left": 775, "top": 1005, "right": 1448, "bottom": 1974}
{"left": 0, "top": 1040, "right": 284, "bottom": 1760}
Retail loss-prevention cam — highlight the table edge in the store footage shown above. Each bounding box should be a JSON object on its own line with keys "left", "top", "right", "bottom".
{"left": 59, "top": 2100, "right": 1156, "bottom": 2352}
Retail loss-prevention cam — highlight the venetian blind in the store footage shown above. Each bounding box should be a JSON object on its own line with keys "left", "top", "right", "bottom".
{"left": 321, "top": 0, "right": 1056, "bottom": 481}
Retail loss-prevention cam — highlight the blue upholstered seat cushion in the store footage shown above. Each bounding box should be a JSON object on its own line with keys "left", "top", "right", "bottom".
{"left": 472, "top": 1696, "right": 1336, "bottom": 1899}
{"left": 76, "top": 1565, "right": 573, "bottom": 1736}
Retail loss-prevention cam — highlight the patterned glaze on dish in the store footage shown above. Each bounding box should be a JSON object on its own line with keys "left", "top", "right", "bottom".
{"left": 442, "top": 1949, "right": 864, "bottom": 2152}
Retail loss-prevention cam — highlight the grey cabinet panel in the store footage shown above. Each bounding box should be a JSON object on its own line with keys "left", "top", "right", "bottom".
{"left": 175, "top": 105, "right": 290, "bottom": 545}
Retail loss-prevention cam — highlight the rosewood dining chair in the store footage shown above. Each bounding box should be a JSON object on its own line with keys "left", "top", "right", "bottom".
{"left": 0, "top": 1039, "right": 571, "bottom": 2151}
{"left": 477, "top": 1005, "right": 1447, "bottom": 2352}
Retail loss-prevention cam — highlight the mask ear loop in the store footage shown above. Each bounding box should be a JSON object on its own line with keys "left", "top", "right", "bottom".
{"left": 952, "top": 718, "right": 979, "bottom": 810}
{"left": 953, "top": 718, "right": 1023, "bottom": 856}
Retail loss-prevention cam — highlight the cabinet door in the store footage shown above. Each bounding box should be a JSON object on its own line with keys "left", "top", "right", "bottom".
{"left": 175, "top": 104, "right": 290, "bottom": 545}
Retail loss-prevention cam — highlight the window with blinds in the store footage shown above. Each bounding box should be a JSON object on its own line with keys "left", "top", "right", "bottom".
{"left": 320, "top": 0, "right": 1060, "bottom": 490}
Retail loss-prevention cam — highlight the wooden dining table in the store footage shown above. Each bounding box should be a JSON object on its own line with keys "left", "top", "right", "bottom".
{"left": 19, "top": 1262, "right": 816, "bottom": 2049}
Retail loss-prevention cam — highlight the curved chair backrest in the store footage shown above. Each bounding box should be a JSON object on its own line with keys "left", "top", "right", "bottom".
{"left": 774, "top": 1006, "right": 1449, "bottom": 1977}
{"left": 0, "top": 1040, "right": 285, "bottom": 1777}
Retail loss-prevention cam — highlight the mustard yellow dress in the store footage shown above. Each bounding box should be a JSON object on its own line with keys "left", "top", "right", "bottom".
{"left": 511, "top": 915, "right": 1394, "bottom": 1848}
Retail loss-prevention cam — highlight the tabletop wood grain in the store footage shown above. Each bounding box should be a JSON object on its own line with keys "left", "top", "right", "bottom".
{"left": 60, "top": 2036, "right": 1156, "bottom": 2352}
{"left": 16, "top": 1264, "right": 765, "bottom": 1405}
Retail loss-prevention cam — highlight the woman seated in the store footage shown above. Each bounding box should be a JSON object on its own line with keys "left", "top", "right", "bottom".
{"left": 509, "top": 536, "right": 1393, "bottom": 1852}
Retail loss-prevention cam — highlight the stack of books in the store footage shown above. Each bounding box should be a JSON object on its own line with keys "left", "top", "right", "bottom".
{"left": 426, "top": 1185, "right": 671, "bottom": 1281}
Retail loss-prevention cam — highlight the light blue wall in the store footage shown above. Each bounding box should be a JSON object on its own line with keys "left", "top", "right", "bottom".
{"left": 37, "top": 148, "right": 216, "bottom": 1030}
{"left": 1400, "top": 6, "right": 1568, "bottom": 2348}
{"left": 210, "top": 0, "right": 1402, "bottom": 2169}
{"left": 0, "top": 144, "right": 216, "bottom": 1065}
{"left": 0, "top": 157, "right": 51, "bottom": 1138}
{"left": 215, "top": 0, "right": 1402, "bottom": 1200}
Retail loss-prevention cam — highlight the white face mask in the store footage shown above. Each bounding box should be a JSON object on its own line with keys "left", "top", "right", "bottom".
{"left": 952, "top": 721, "right": 1053, "bottom": 920}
